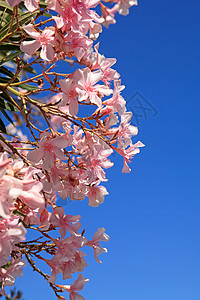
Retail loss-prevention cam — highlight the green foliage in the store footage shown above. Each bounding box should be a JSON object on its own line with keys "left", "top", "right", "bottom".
{"left": 0, "top": 1, "right": 41, "bottom": 132}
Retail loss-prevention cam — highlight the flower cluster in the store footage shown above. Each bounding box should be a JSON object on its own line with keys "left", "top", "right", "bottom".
{"left": 0, "top": 0, "right": 142, "bottom": 299}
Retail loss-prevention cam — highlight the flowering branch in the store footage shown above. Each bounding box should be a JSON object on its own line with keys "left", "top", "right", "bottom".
{"left": 0, "top": 0, "right": 143, "bottom": 299}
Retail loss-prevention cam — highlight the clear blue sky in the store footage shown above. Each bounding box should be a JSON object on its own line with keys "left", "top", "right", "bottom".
{"left": 15, "top": 1, "right": 200, "bottom": 299}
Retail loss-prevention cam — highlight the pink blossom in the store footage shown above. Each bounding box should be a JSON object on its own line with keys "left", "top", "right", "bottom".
{"left": 20, "top": 175, "right": 44, "bottom": 210}
{"left": 50, "top": 207, "right": 81, "bottom": 239}
{"left": 101, "top": 4, "right": 117, "bottom": 28}
{"left": 6, "top": 0, "right": 39, "bottom": 12}
{"left": 117, "top": 141, "right": 145, "bottom": 173}
{"left": 0, "top": 225, "right": 12, "bottom": 266}
{"left": 66, "top": 32, "right": 93, "bottom": 62}
{"left": 104, "top": 80, "right": 126, "bottom": 115}
{"left": 87, "top": 227, "right": 109, "bottom": 263}
{"left": 0, "top": 176, "right": 22, "bottom": 219}
{"left": 116, "top": 112, "right": 138, "bottom": 148}
{"left": 20, "top": 24, "right": 55, "bottom": 61}
{"left": 78, "top": 145, "right": 113, "bottom": 183}
{"left": 0, "top": 259, "right": 25, "bottom": 295}
{"left": 59, "top": 78, "right": 79, "bottom": 116}
{"left": 63, "top": 274, "right": 89, "bottom": 300}
{"left": 73, "top": 67, "right": 112, "bottom": 107}
{"left": 27, "top": 133, "right": 70, "bottom": 170}
{"left": 115, "top": 0, "right": 138, "bottom": 16}
{"left": 87, "top": 185, "right": 109, "bottom": 207}
{"left": 89, "top": 22, "right": 102, "bottom": 40}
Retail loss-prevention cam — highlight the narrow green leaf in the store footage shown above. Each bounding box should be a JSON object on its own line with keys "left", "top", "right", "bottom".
{"left": 0, "top": 107, "right": 14, "bottom": 125}
{"left": 0, "top": 1, "right": 23, "bottom": 15}
{"left": 0, "top": 2, "right": 13, "bottom": 15}
{"left": 22, "top": 63, "right": 37, "bottom": 74}
{"left": 0, "top": 50, "right": 22, "bottom": 66}
{"left": 0, "top": 65, "right": 16, "bottom": 78}
{"left": 0, "top": 11, "right": 37, "bottom": 39}
{"left": 18, "top": 83, "right": 37, "bottom": 91}
{"left": 0, "top": 44, "right": 20, "bottom": 51}
{"left": 0, "top": 77, "right": 37, "bottom": 91}
{"left": 0, "top": 97, "right": 19, "bottom": 111}
{"left": 0, "top": 117, "right": 7, "bottom": 133}
{"left": 12, "top": 209, "right": 26, "bottom": 217}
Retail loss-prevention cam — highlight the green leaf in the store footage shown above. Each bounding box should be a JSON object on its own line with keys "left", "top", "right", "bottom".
{"left": 12, "top": 209, "right": 26, "bottom": 217}
{"left": 0, "top": 43, "right": 20, "bottom": 51}
{"left": 0, "top": 89, "right": 18, "bottom": 105}
{"left": 0, "top": 117, "right": 7, "bottom": 133}
{"left": 0, "top": 77, "right": 37, "bottom": 91}
{"left": 0, "top": 65, "right": 16, "bottom": 78}
{"left": 24, "top": 64, "right": 37, "bottom": 74}
{"left": 39, "top": 0, "right": 48, "bottom": 8}
{"left": 0, "top": 2, "right": 14, "bottom": 15}
{"left": 0, "top": 97, "right": 19, "bottom": 111}
{"left": 0, "top": 1, "right": 23, "bottom": 15}
{"left": 0, "top": 50, "right": 22, "bottom": 66}
{"left": 0, "top": 107, "right": 14, "bottom": 125}
{"left": 18, "top": 83, "right": 37, "bottom": 91}
{"left": 0, "top": 11, "right": 37, "bottom": 40}
{"left": 1, "top": 260, "right": 12, "bottom": 269}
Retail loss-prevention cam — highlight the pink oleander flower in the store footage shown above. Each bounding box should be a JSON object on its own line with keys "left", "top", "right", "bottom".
{"left": 104, "top": 79, "right": 126, "bottom": 115}
{"left": 73, "top": 67, "right": 112, "bottom": 107}
{"left": 116, "top": 112, "right": 138, "bottom": 148}
{"left": 115, "top": 0, "right": 138, "bottom": 16}
{"left": 0, "top": 259, "right": 25, "bottom": 296}
{"left": 6, "top": 0, "right": 39, "bottom": 12}
{"left": 117, "top": 141, "right": 145, "bottom": 173}
{"left": 78, "top": 145, "right": 113, "bottom": 183}
{"left": 50, "top": 207, "right": 81, "bottom": 239}
{"left": 27, "top": 133, "right": 70, "bottom": 170}
{"left": 101, "top": 4, "right": 117, "bottom": 28}
{"left": 63, "top": 274, "right": 89, "bottom": 300}
{"left": 0, "top": 225, "right": 12, "bottom": 266}
{"left": 66, "top": 31, "right": 93, "bottom": 62}
{"left": 87, "top": 227, "right": 109, "bottom": 263}
{"left": 0, "top": 176, "right": 23, "bottom": 219}
{"left": 19, "top": 167, "right": 45, "bottom": 209}
{"left": 20, "top": 24, "right": 55, "bottom": 61}
{"left": 89, "top": 22, "right": 102, "bottom": 40}
{"left": 59, "top": 78, "right": 79, "bottom": 115}
{"left": 87, "top": 185, "right": 109, "bottom": 207}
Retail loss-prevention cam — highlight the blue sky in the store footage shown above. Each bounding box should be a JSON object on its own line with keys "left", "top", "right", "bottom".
{"left": 15, "top": 0, "right": 200, "bottom": 299}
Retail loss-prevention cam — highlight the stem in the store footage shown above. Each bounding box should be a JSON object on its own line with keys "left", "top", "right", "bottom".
{"left": 0, "top": 133, "right": 29, "bottom": 164}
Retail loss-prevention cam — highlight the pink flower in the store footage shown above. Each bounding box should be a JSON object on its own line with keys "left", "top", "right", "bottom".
{"left": 104, "top": 80, "right": 126, "bottom": 115}
{"left": 20, "top": 24, "right": 55, "bottom": 61}
{"left": 0, "top": 226, "right": 12, "bottom": 266}
{"left": 0, "top": 176, "right": 23, "bottom": 219}
{"left": 50, "top": 207, "right": 81, "bottom": 239}
{"left": 117, "top": 141, "right": 145, "bottom": 173}
{"left": 87, "top": 227, "right": 109, "bottom": 263}
{"left": 59, "top": 78, "right": 79, "bottom": 115}
{"left": 0, "top": 259, "right": 25, "bottom": 295}
{"left": 6, "top": 0, "right": 39, "bottom": 12}
{"left": 87, "top": 185, "right": 109, "bottom": 207}
{"left": 66, "top": 32, "right": 93, "bottom": 62}
{"left": 78, "top": 145, "right": 113, "bottom": 183}
{"left": 73, "top": 67, "right": 112, "bottom": 107}
{"left": 27, "top": 133, "right": 70, "bottom": 170}
{"left": 20, "top": 173, "right": 44, "bottom": 209}
{"left": 63, "top": 274, "right": 89, "bottom": 300}
{"left": 117, "top": 112, "right": 138, "bottom": 148}
{"left": 115, "top": 0, "right": 138, "bottom": 16}
{"left": 101, "top": 4, "right": 117, "bottom": 28}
